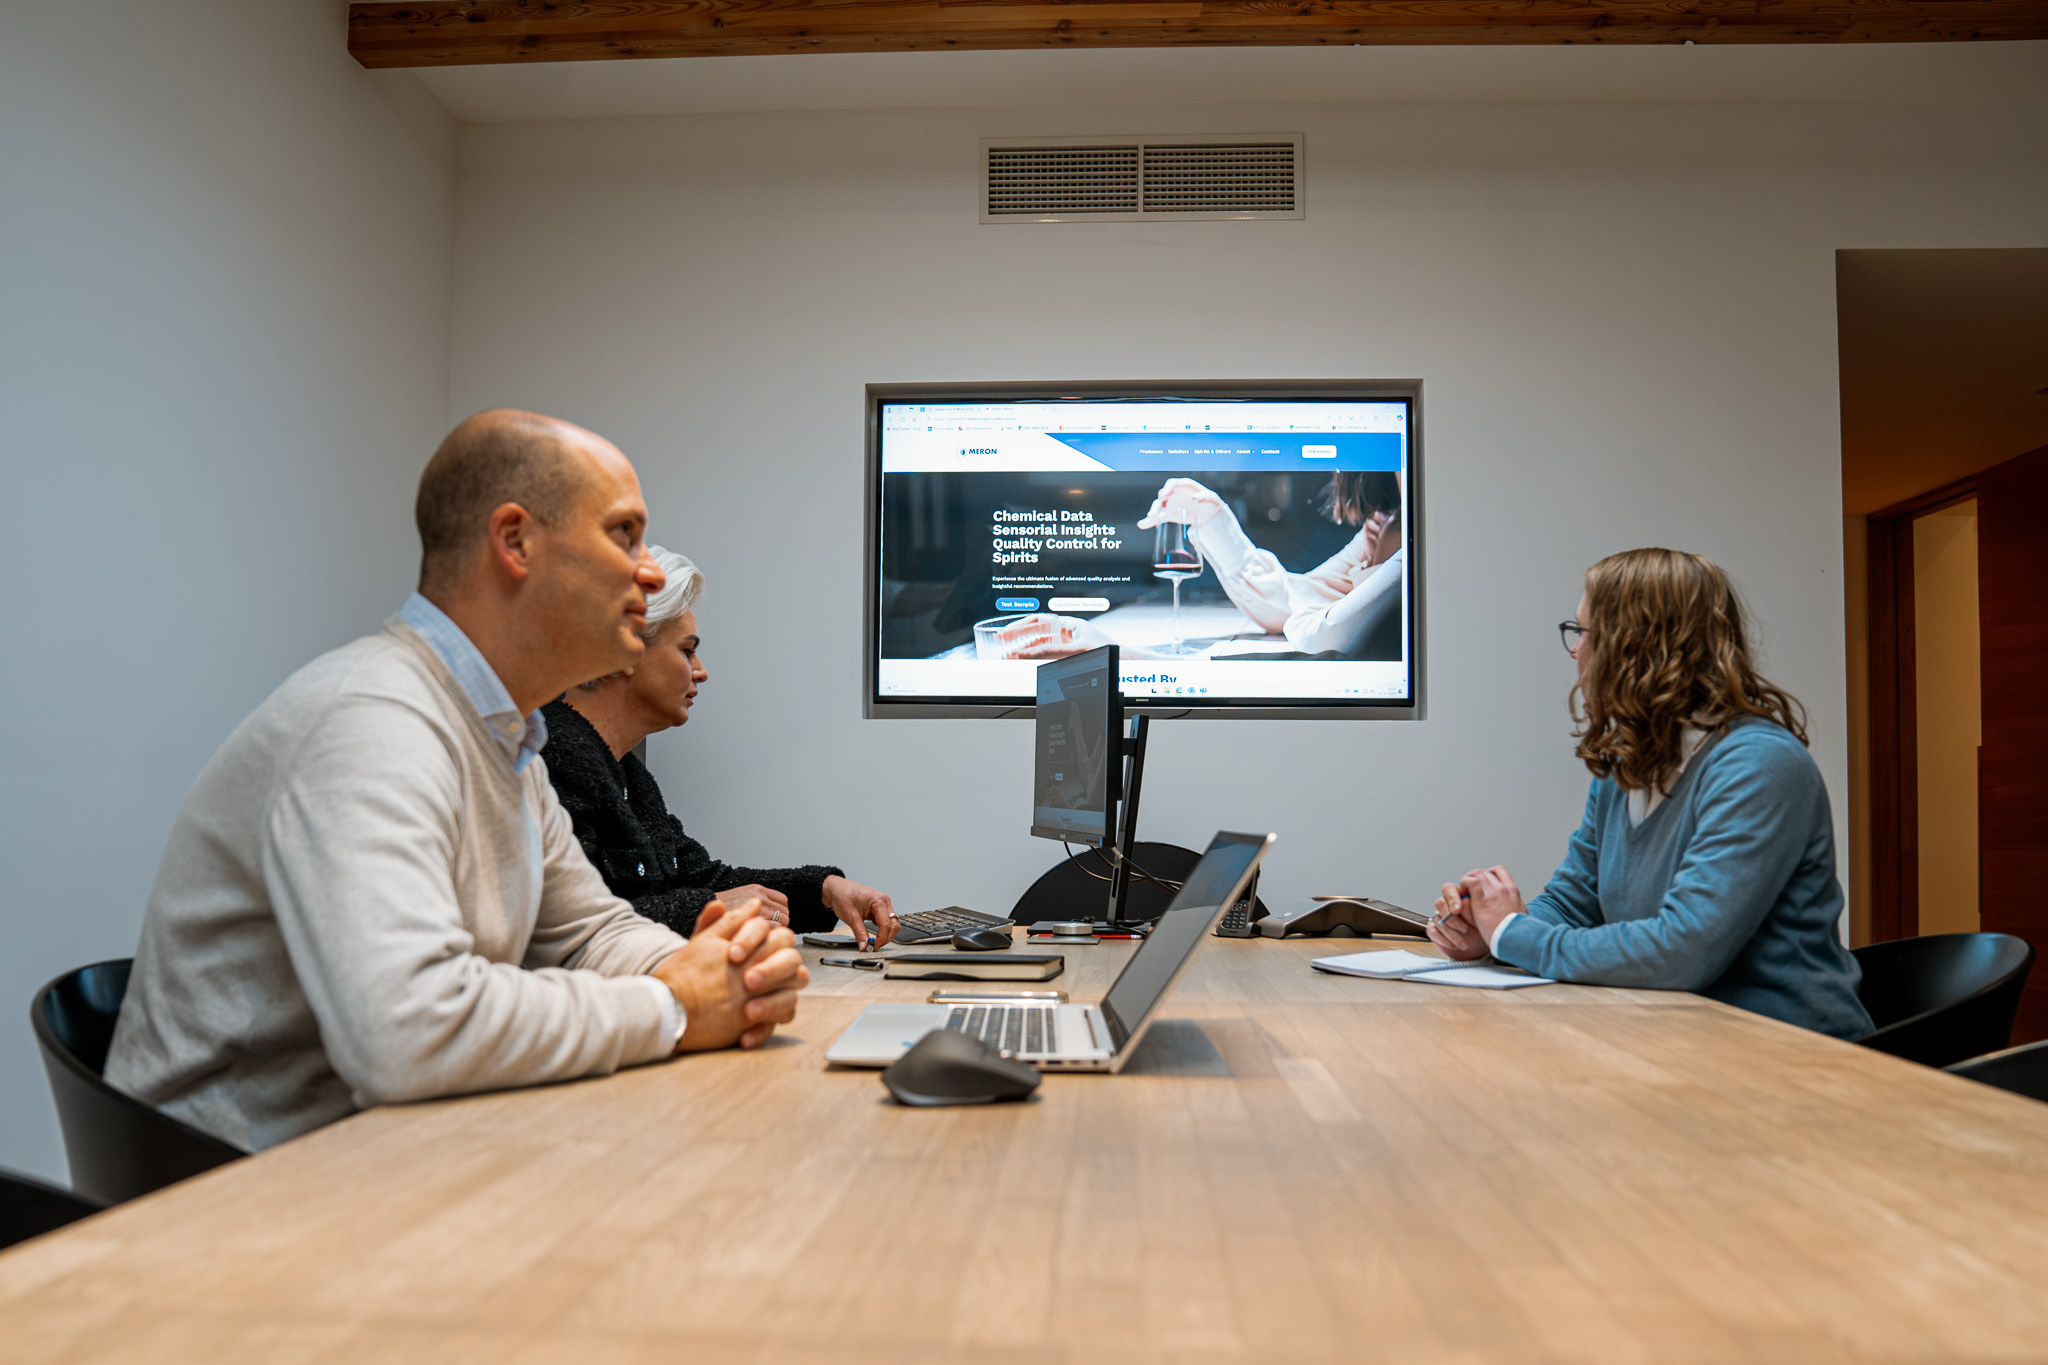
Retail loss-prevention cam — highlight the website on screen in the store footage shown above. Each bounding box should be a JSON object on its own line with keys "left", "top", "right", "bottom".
{"left": 875, "top": 399, "right": 1413, "bottom": 705}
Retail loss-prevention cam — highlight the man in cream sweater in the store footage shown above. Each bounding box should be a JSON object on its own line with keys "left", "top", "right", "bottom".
{"left": 107, "top": 410, "right": 809, "bottom": 1151}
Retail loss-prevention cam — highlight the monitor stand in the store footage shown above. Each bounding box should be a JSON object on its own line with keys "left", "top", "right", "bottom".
{"left": 1101, "top": 714, "right": 1150, "bottom": 930}
{"left": 1014, "top": 715, "right": 1192, "bottom": 934}
{"left": 1015, "top": 712, "right": 1163, "bottom": 933}
{"left": 1012, "top": 709, "right": 1263, "bottom": 930}
{"left": 1086, "top": 716, "right": 1262, "bottom": 933}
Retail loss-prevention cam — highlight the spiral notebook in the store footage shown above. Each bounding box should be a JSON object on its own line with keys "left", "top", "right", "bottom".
{"left": 1311, "top": 949, "right": 1555, "bottom": 990}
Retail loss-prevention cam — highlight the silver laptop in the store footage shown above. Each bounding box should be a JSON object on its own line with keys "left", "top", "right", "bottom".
{"left": 825, "top": 831, "right": 1275, "bottom": 1072}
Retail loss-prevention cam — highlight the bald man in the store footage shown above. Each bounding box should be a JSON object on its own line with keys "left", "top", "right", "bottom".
{"left": 107, "top": 411, "right": 808, "bottom": 1151}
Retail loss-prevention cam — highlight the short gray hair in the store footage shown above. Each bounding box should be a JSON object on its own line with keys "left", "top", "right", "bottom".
{"left": 577, "top": 545, "right": 704, "bottom": 691}
{"left": 640, "top": 545, "right": 703, "bottom": 639}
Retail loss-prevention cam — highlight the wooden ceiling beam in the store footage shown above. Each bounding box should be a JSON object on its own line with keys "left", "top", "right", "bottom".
{"left": 346, "top": 1, "right": 2048, "bottom": 68}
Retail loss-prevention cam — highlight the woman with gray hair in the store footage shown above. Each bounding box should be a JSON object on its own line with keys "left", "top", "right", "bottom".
{"left": 541, "top": 546, "right": 900, "bottom": 949}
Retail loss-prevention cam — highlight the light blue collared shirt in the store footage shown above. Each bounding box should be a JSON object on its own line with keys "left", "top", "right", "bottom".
{"left": 399, "top": 594, "right": 682, "bottom": 1044}
{"left": 399, "top": 593, "right": 549, "bottom": 773}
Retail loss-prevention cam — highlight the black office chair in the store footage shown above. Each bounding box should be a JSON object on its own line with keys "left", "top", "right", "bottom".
{"left": 1852, "top": 933, "right": 2036, "bottom": 1069}
{"left": 0, "top": 1167, "right": 106, "bottom": 1251}
{"left": 1010, "top": 840, "right": 1267, "bottom": 926}
{"left": 1945, "top": 1039, "right": 2048, "bottom": 1104}
{"left": 32, "top": 959, "right": 246, "bottom": 1207}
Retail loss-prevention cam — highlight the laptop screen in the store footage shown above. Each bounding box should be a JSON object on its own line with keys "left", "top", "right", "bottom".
{"left": 1097, "top": 831, "right": 1272, "bottom": 1049}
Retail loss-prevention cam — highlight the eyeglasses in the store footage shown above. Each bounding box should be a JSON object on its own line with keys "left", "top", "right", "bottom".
{"left": 1557, "top": 620, "right": 1589, "bottom": 657}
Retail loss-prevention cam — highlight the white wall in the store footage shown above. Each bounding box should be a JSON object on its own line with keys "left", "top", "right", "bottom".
{"left": 3, "top": 18, "right": 2042, "bottom": 1186}
{"left": 449, "top": 98, "right": 2047, "bottom": 946}
{"left": 0, "top": 1, "right": 455, "bottom": 1181}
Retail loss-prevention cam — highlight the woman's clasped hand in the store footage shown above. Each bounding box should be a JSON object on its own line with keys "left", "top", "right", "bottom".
{"left": 1427, "top": 867, "right": 1529, "bottom": 961}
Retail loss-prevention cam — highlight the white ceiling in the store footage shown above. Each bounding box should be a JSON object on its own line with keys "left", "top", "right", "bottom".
{"left": 394, "top": 41, "right": 2048, "bottom": 124}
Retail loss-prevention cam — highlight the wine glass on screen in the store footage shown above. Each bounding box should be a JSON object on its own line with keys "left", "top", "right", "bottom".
{"left": 1152, "top": 520, "right": 1204, "bottom": 656}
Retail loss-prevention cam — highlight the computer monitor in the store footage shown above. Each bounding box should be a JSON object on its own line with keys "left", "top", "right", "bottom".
{"left": 1030, "top": 645, "right": 1122, "bottom": 846}
{"left": 866, "top": 379, "right": 1421, "bottom": 719}
{"left": 1028, "top": 644, "right": 1158, "bottom": 928}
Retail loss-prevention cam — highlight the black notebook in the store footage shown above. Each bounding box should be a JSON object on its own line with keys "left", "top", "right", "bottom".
{"left": 881, "top": 953, "right": 1065, "bottom": 982}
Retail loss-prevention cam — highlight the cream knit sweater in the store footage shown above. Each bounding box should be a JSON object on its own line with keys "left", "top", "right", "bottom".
{"left": 106, "top": 622, "right": 687, "bottom": 1151}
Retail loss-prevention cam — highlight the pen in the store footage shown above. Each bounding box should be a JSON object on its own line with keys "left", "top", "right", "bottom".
{"left": 1429, "top": 890, "right": 1471, "bottom": 930}
{"left": 818, "top": 956, "right": 887, "bottom": 971}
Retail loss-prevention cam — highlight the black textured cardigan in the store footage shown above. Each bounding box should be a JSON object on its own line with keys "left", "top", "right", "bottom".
{"left": 540, "top": 700, "right": 842, "bottom": 937}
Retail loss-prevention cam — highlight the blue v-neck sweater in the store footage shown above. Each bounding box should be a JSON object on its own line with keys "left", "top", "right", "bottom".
{"left": 1495, "top": 718, "right": 1873, "bottom": 1038}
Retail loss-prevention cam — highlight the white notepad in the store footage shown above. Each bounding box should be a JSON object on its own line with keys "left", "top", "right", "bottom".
{"left": 1311, "top": 949, "right": 1556, "bottom": 990}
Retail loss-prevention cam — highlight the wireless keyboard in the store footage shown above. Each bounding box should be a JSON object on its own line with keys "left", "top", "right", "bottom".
{"left": 894, "top": 905, "right": 1014, "bottom": 944}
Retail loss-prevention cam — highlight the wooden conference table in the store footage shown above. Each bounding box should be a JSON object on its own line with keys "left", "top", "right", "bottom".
{"left": 5, "top": 935, "right": 2048, "bottom": 1363}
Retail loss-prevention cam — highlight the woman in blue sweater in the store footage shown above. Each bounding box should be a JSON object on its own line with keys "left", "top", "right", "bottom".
{"left": 1427, "top": 548, "right": 1872, "bottom": 1037}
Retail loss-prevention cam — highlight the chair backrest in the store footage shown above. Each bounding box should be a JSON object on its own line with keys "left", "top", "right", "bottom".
{"left": 1945, "top": 1039, "right": 2048, "bottom": 1104}
{"left": 31, "top": 959, "right": 246, "bottom": 1207}
{"left": 0, "top": 1166, "right": 105, "bottom": 1252}
{"left": 1852, "top": 933, "right": 2037, "bottom": 1068}
{"left": 38, "top": 959, "right": 130, "bottom": 1073}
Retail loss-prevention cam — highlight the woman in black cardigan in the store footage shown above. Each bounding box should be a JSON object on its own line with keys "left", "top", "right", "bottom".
{"left": 542, "top": 547, "right": 900, "bottom": 949}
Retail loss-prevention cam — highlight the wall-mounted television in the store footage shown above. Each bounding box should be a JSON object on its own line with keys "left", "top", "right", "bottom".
{"left": 865, "top": 380, "right": 1422, "bottom": 719}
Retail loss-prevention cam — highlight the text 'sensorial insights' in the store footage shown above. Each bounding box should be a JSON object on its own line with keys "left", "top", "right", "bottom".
{"left": 991, "top": 509, "right": 1123, "bottom": 566}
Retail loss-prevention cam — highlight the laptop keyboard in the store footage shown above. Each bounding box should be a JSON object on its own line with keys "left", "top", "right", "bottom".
{"left": 944, "top": 1004, "right": 1051, "bottom": 1056}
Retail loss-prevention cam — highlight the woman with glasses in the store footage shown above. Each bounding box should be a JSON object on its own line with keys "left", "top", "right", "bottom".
{"left": 1426, "top": 548, "right": 1871, "bottom": 1037}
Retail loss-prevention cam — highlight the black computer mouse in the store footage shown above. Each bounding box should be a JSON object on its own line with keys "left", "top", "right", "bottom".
{"left": 952, "top": 927, "right": 1013, "bottom": 952}
{"left": 881, "top": 1029, "right": 1041, "bottom": 1107}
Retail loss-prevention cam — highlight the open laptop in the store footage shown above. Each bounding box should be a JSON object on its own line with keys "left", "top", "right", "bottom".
{"left": 825, "top": 831, "right": 1275, "bottom": 1073}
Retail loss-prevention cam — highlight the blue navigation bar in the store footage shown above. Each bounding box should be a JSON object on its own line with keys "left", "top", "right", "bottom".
{"left": 1047, "top": 431, "right": 1401, "bottom": 472}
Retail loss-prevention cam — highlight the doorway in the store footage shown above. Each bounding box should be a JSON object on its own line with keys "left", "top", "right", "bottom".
{"left": 1911, "top": 499, "right": 1979, "bottom": 937}
{"left": 1840, "top": 248, "right": 2048, "bottom": 1040}
{"left": 1863, "top": 486, "right": 1982, "bottom": 944}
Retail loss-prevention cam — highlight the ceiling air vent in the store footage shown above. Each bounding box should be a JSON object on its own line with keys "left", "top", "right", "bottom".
{"left": 982, "top": 135, "right": 1303, "bottom": 224}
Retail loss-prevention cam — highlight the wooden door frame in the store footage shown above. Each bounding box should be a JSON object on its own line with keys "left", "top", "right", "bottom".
{"left": 1865, "top": 473, "right": 1980, "bottom": 942}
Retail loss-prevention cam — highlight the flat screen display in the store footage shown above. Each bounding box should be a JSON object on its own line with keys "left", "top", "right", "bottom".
{"left": 1031, "top": 646, "right": 1120, "bottom": 845}
{"left": 870, "top": 386, "right": 1417, "bottom": 715}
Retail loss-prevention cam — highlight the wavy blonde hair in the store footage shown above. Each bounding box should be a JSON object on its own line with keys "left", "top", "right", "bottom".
{"left": 1573, "top": 548, "right": 1807, "bottom": 793}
